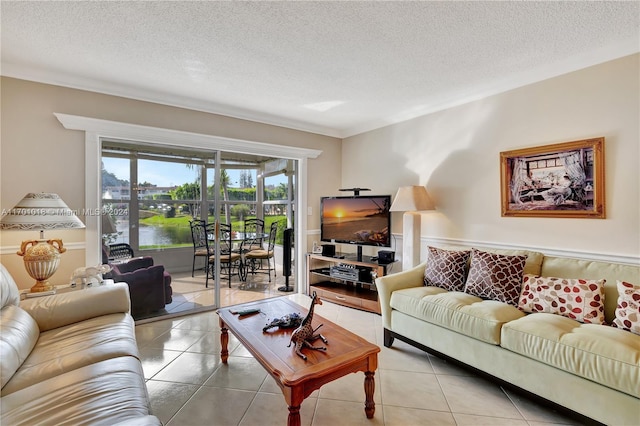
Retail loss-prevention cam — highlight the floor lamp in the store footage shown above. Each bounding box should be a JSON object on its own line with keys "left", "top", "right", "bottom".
{"left": 390, "top": 186, "right": 435, "bottom": 271}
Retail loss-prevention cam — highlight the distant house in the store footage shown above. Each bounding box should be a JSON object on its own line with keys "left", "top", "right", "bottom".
{"left": 103, "top": 186, "right": 177, "bottom": 200}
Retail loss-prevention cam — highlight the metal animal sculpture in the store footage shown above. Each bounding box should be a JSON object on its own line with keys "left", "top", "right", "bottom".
{"left": 288, "top": 291, "right": 328, "bottom": 360}
{"left": 263, "top": 312, "right": 303, "bottom": 332}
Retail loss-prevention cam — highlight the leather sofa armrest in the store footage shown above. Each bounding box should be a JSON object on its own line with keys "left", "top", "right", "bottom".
{"left": 19, "top": 282, "right": 131, "bottom": 332}
{"left": 375, "top": 261, "right": 426, "bottom": 330}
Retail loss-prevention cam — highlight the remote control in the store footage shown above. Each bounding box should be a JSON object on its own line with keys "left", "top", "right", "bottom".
{"left": 236, "top": 308, "right": 261, "bottom": 316}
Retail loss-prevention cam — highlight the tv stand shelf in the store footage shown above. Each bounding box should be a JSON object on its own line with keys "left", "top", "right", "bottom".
{"left": 306, "top": 253, "right": 392, "bottom": 314}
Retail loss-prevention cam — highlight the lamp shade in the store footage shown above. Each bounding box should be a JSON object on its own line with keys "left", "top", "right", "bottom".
{"left": 0, "top": 193, "right": 85, "bottom": 231}
{"left": 389, "top": 186, "right": 435, "bottom": 212}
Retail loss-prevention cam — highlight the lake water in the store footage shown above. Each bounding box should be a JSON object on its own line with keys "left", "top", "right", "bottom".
{"left": 112, "top": 221, "right": 192, "bottom": 247}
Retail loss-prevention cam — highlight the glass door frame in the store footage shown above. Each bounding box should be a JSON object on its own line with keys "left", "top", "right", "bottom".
{"left": 63, "top": 112, "right": 321, "bottom": 308}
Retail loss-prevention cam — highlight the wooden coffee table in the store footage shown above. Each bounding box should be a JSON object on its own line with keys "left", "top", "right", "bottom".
{"left": 218, "top": 297, "right": 380, "bottom": 426}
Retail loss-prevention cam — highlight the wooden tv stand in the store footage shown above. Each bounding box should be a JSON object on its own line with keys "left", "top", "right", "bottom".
{"left": 306, "top": 253, "right": 394, "bottom": 314}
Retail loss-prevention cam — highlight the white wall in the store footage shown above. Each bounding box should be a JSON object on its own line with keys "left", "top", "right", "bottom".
{"left": 343, "top": 54, "right": 639, "bottom": 263}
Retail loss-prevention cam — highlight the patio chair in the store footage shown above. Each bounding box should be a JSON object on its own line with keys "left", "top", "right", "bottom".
{"left": 190, "top": 219, "right": 213, "bottom": 277}
{"left": 243, "top": 218, "right": 265, "bottom": 251}
{"left": 242, "top": 221, "right": 278, "bottom": 282}
{"left": 206, "top": 222, "right": 243, "bottom": 288}
{"left": 108, "top": 243, "right": 134, "bottom": 260}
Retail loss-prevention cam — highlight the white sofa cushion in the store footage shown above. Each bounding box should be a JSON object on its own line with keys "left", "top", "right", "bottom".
{"left": 501, "top": 312, "right": 640, "bottom": 398}
{"left": 1, "top": 312, "right": 139, "bottom": 395}
{"left": 0, "top": 357, "right": 159, "bottom": 426}
{"left": 0, "top": 264, "right": 20, "bottom": 309}
{"left": 390, "top": 286, "right": 525, "bottom": 344}
{"left": 19, "top": 283, "right": 131, "bottom": 332}
{"left": 0, "top": 305, "right": 39, "bottom": 389}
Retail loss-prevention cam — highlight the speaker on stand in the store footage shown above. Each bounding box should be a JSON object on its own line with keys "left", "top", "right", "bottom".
{"left": 278, "top": 228, "right": 294, "bottom": 292}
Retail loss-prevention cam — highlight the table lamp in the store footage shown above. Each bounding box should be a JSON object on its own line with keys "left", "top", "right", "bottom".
{"left": 0, "top": 193, "right": 85, "bottom": 292}
{"left": 389, "top": 186, "right": 435, "bottom": 270}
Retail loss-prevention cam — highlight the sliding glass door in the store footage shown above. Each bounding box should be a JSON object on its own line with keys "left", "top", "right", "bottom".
{"left": 101, "top": 141, "right": 297, "bottom": 315}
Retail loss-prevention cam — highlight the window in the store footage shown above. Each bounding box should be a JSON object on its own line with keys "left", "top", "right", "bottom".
{"left": 102, "top": 144, "right": 207, "bottom": 251}
{"left": 101, "top": 143, "right": 296, "bottom": 252}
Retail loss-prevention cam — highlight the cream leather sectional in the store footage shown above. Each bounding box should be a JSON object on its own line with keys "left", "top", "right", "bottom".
{"left": 0, "top": 264, "right": 160, "bottom": 426}
{"left": 376, "top": 247, "right": 640, "bottom": 425}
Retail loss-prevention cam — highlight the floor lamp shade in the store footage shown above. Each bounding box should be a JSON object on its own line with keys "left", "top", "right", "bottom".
{"left": 0, "top": 193, "right": 85, "bottom": 292}
{"left": 390, "top": 186, "right": 435, "bottom": 270}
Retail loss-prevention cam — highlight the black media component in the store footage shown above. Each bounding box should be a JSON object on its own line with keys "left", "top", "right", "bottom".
{"left": 321, "top": 244, "right": 336, "bottom": 257}
{"left": 278, "top": 228, "right": 294, "bottom": 292}
{"left": 377, "top": 250, "right": 395, "bottom": 264}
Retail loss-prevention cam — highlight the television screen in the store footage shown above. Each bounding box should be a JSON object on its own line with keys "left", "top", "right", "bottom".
{"left": 320, "top": 195, "right": 391, "bottom": 247}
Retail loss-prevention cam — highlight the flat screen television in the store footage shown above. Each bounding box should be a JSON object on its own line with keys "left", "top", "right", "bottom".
{"left": 320, "top": 195, "right": 391, "bottom": 260}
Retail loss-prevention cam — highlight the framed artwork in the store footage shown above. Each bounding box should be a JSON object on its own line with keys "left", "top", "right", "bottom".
{"left": 500, "top": 137, "right": 605, "bottom": 218}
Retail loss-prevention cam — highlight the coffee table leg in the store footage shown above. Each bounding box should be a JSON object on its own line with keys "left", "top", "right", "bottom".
{"left": 364, "top": 371, "right": 375, "bottom": 418}
{"left": 287, "top": 405, "right": 301, "bottom": 426}
{"left": 219, "top": 318, "right": 229, "bottom": 363}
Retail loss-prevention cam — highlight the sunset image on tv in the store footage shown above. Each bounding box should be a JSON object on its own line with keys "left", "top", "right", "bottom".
{"left": 322, "top": 196, "right": 390, "bottom": 245}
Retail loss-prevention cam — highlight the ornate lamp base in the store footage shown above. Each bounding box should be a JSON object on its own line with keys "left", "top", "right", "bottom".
{"left": 18, "top": 239, "right": 66, "bottom": 293}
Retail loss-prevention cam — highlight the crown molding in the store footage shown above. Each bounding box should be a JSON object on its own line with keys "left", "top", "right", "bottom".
{"left": 2, "top": 63, "right": 343, "bottom": 138}
{"left": 54, "top": 113, "right": 322, "bottom": 160}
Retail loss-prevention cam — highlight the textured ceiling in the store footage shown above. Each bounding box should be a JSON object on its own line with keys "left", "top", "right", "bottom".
{"left": 1, "top": 1, "right": 638, "bottom": 138}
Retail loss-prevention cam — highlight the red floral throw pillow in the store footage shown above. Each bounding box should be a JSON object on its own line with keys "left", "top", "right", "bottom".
{"left": 518, "top": 274, "right": 606, "bottom": 324}
{"left": 423, "top": 246, "right": 471, "bottom": 291}
{"left": 463, "top": 249, "right": 527, "bottom": 306}
{"left": 612, "top": 280, "right": 640, "bottom": 335}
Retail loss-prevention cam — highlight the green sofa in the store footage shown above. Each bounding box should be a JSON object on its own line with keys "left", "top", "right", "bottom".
{"left": 375, "top": 246, "right": 639, "bottom": 425}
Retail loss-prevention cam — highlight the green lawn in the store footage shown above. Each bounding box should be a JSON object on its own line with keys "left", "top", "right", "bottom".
{"left": 138, "top": 213, "right": 288, "bottom": 249}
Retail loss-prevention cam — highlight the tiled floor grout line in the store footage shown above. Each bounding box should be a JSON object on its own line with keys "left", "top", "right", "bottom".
{"left": 139, "top": 295, "right": 585, "bottom": 425}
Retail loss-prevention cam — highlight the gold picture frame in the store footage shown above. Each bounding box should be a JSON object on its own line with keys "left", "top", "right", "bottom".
{"left": 500, "top": 137, "right": 605, "bottom": 218}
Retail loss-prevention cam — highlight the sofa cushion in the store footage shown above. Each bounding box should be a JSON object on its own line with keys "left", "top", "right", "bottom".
{"left": 1, "top": 312, "right": 139, "bottom": 395}
{"left": 464, "top": 249, "right": 527, "bottom": 306}
{"left": 518, "top": 274, "right": 606, "bottom": 324}
{"left": 1, "top": 357, "right": 158, "bottom": 426}
{"left": 0, "top": 264, "right": 20, "bottom": 309}
{"left": 0, "top": 305, "right": 39, "bottom": 389}
{"left": 390, "top": 286, "right": 525, "bottom": 345}
{"left": 424, "top": 246, "right": 471, "bottom": 291}
{"left": 501, "top": 313, "right": 640, "bottom": 398}
{"left": 612, "top": 280, "right": 640, "bottom": 335}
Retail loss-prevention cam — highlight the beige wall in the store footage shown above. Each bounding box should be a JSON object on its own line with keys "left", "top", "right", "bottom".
{"left": 2, "top": 54, "right": 638, "bottom": 288}
{"left": 1, "top": 77, "right": 342, "bottom": 288}
{"left": 343, "top": 54, "right": 640, "bottom": 262}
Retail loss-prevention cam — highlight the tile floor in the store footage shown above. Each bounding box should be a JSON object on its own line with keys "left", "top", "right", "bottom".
{"left": 135, "top": 293, "right": 586, "bottom": 426}
{"left": 135, "top": 257, "right": 295, "bottom": 322}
